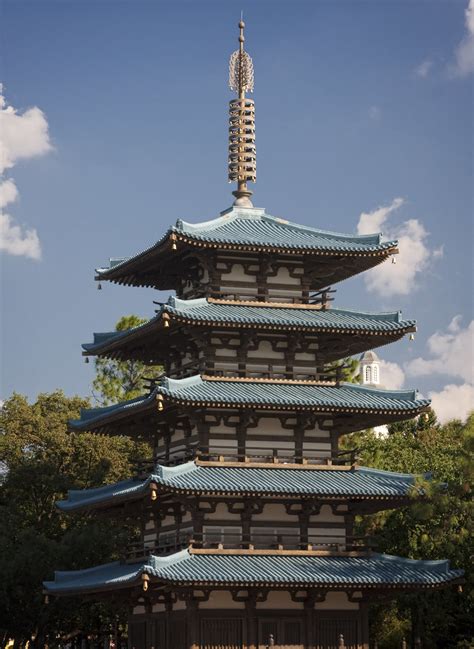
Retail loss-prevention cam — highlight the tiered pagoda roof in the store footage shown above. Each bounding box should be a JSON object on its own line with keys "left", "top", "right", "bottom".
{"left": 69, "top": 376, "right": 430, "bottom": 434}
{"left": 57, "top": 462, "right": 428, "bottom": 513}
{"left": 94, "top": 207, "right": 398, "bottom": 289}
{"left": 44, "top": 20, "right": 465, "bottom": 636}
{"left": 44, "top": 550, "right": 463, "bottom": 596}
{"left": 82, "top": 296, "right": 416, "bottom": 363}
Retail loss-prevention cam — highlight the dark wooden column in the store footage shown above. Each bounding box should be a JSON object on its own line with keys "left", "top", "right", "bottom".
{"left": 304, "top": 594, "right": 316, "bottom": 649}
{"left": 186, "top": 598, "right": 199, "bottom": 649}
{"left": 165, "top": 596, "right": 173, "bottom": 649}
{"left": 246, "top": 594, "right": 258, "bottom": 649}
{"left": 359, "top": 600, "right": 370, "bottom": 649}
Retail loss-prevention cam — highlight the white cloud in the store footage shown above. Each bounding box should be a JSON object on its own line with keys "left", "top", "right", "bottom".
{"left": 405, "top": 317, "right": 474, "bottom": 383}
{"left": 357, "top": 198, "right": 440, "bottom": 296}
{"left": 451, "top": 0, "right": 474, "bottom": 77}
{"left": 405, "top": 317, "right": 474, "bottom": 424}
{"left": 0, "top": 212, "right": 41, "bottom": 260}
{"left": 429, "top": 383, "right": 474, "bottom": 424}
{"left": 0, "top": 86, "right": 52, "bottom": 260}
{"left": 379, "top": 359, "right": 405, "bottom": 390}
{"left": 368, "top": 105, "right": 381, "bottom": 120}
{"left": 0, "top": 178, "right": 19, "bottom": 208}
{"left": 357, "top": 197, "right": 404, "bottom": 236}
{"left": 414, "top": 59, "right": 434, "bottom": 78}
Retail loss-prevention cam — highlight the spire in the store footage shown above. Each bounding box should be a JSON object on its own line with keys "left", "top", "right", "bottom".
{"left": 228, "top": 17, "right": 256, "bottom": 208}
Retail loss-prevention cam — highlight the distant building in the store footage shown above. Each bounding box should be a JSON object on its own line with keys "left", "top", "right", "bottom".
{"left": 359, "top": 350, "right": 380, "bottom": 386}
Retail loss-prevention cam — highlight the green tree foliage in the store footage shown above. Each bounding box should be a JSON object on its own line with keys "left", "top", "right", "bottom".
{"left": 326, "top": 357, "right": 360, "bottom": 383}
{"left": 349, "top": 411, "right": 474, "bottom": 648}
{"left": 92, "top": 315, "right": 162, "bottom": 405}
{"left": 0, "top": 391, "right": 150, "bottom": 644}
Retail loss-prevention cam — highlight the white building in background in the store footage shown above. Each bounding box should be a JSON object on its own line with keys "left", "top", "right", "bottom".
{"left": 360, "top": 350, "right": 380, "bottom": 386}
{"left": 360, "top": 350, "right": 388, "bottom": 436}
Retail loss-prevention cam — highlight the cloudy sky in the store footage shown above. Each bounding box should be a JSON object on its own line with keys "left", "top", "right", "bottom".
{"left": 1, "top": 0, "right": 472, "bottom": 422}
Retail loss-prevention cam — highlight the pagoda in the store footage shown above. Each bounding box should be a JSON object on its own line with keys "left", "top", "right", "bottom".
{"left": 44, "top": 20, "right": 463, "bottom": 649}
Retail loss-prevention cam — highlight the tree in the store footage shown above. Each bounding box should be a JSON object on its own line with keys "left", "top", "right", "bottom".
{"left": 0, "top": 391, "right": 150, "bottom": 645}
{"left": 92, "top": 315, "right": 162, "bottom": 405}
{"left": 350, "top": 411, "right": 474, "bottom": 648}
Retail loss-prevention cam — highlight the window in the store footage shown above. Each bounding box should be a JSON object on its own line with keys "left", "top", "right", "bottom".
{"left": 372, "top": 364, "right": 379, "bottom": 383}
{"left": 364, "top": 365, "right": 371, "bottom": 383}
{"left": 158, "top": 527, "right": 192, "bottom": 551}
{"left": 203, "top": 526, "right": 242, "bottom": 546}
{"left": 250, "top": 527, "right": 299, "bottom": 548}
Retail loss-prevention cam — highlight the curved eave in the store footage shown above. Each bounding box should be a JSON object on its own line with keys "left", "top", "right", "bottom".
{"left": 43, "top": 551, "right": 464, "bottom": 597}
{"left": 82, "top": 301, "right": 416, "bottom": 360}
{"left": 68, "top": 379, "right": 431, "bottom": 434}
{"left": 94, "top": 209, "right": 399, "bottom": 288}
{"left": 57, "top": 463, "right": 428, "bottom": 513}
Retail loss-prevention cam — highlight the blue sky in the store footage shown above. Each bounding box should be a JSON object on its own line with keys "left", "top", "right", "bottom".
{"left": 1, "top": 0, "right": 472, "bottom": 422}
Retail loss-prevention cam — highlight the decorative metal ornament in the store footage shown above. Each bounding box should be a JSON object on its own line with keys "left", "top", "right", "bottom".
{"left": 229, "top": 50, "right": 254, "bottom": 94}
{"left": 228, "top": 19, "right": 256, "bottom": 207}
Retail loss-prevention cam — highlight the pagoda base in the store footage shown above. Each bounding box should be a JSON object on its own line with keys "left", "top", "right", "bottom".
{"left": 128, "top": 599, "right": 369, "bottom": 649}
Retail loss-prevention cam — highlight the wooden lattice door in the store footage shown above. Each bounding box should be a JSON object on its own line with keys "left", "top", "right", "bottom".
{"left": 314, "top": 616, "right": 360, "bottom": 649}
{"left": 258, "top": 617, "right": 304, "bottom": 648}
{"left": 128, "top": 620, "right": 147, "bottom": 649}
{"left": 200, "top": 617, "right": 244, "bottom": 649}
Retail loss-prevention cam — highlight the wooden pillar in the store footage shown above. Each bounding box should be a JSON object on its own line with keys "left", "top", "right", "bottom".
{"left": 359, "top": 601, "right": 370, "bottom": 649}
{"left": 299, "top": 505, "right": 310, "bottom": 546}
{"left": 186, "top": 599, "right": 199, "bottom": 649}
{"left": 246, "top": 595, "right": 257, "bottom": 649}
{"left": 165, "top": 597, "right": 172, "bottom": 649}
{"left": 304, "top": 595, "right": 315, "bottom": 649}
{"left": 242, "top": 500, "right": 252, "bottom": 546}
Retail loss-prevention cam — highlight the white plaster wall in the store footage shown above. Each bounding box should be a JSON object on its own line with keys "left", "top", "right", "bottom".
{"left": 173, "top": 599, "right": 186, "bottom": 611}
{"left": 311, "top": 505, "right": 344, "bottom": 523}
{"left": 206, "top": 503, "right": 241, "bottom": 521}
{"left": 257, "top": 591, "right": 302, "bottom": 609}
{"left": 199, "top": 591, "right": 245, "bottom": 609}
{"left": 255, "top": 418, "right": 288, "bottom": 434}
{"left": 152, "top": 603, "right": 166, "bottom": 613}
{"left": 315, "top": 592, "right": 359, "bottom": 610}
{"left": 247, "top": 341, "right": 285, "bottom": 360}
{"left": 252, "top": 504, "right": 296, "bottom": 522}
{"left": 161, "top": 515, "right": 176, "bottom": 527}
{"left": 267, "top": 267, "right": 300, "bottom": 286}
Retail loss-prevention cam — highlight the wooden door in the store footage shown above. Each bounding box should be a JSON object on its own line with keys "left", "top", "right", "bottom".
{"left": 200, "top": 617, "right": 244, "bottom": 649}
{"left": 258, "top": 618, "right": 304, "bottom": 648}
{"left": 153, "top": 618, "right": 166, "bottom": 648}
{"left": 128, "top": 620, "right": 147, "bottom": 649}
{"left": 314, "top": 616, "right": 360, "bottom": 649}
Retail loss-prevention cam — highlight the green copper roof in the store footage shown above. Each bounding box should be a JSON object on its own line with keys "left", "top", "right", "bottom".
{"left": 95, "top": 207, "right": 397, "bottom": 280}
{"left": 69, "top": 376, "right": 430, "bottom": 432}
{"left": 82, "top": 297, "right": 416, "bottom": 357}
{"left": 43, "top": 550, "right": 463, "bottom": 595}
{"left": 57, "top": 462, "right": 424, "bottom": 512}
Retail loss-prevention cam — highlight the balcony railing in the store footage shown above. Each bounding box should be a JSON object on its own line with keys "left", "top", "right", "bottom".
{"left": 130, "top": 447, "right": 359, "bottom": 477}
{"left": 123, "top": 532, "right": 375, "bottom": 562}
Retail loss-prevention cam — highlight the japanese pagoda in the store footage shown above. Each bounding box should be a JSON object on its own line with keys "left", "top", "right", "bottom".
{"left": 44, "top": 20, "right": 463, "bottom": 649}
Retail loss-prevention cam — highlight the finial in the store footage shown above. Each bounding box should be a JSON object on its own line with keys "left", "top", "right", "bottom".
{"left": 228, "top": 17, "right": 256, "bottom": 207}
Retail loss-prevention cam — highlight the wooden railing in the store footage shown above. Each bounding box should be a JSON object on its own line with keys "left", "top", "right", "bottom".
{"left": 123, "top": 532, "right": 375, "bottom": 562}
{"left": 130, "top": 447, "right": 359, "bottom": 476}
{"left": 189, "top": 532, "right": 374, "bottom": 553}
{"left": 195, "top": 446, "right": 358, "bottom": 467}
